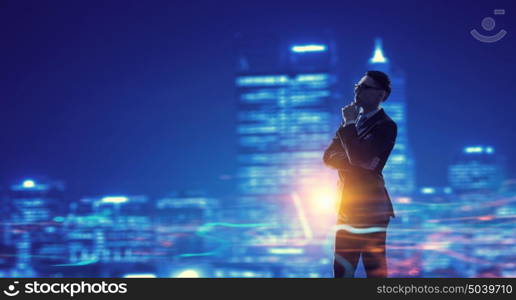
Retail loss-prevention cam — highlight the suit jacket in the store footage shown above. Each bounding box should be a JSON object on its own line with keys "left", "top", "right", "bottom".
{"left": 323, "top": 108, "right": 397, "bottom": 226}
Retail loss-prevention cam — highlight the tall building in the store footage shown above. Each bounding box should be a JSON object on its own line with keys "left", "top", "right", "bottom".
{"left": 234, "top": 32, "right": 339, "bottom": 241}
{"left": 92, "top": 195, "right": 155, "bottom": 267}
{"left": 367, "top": 38, "right": 416, "bottom": 196}
{"left": 448, "top": 145, "right": 505, "bottom": 193}
{"left": 65, "top": 194, "right": 156, "bottom": 276}
{"left": 7, "top": 178, "right": 68, "bottom": 276}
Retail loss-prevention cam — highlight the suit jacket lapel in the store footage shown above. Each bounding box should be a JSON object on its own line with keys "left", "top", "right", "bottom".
{"left": 357, "top": 108, "right": 387, "bottom": 139}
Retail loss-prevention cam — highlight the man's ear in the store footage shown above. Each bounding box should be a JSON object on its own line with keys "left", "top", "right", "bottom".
{"left": 378, "top": 91, "right": 386, "bottom": 102}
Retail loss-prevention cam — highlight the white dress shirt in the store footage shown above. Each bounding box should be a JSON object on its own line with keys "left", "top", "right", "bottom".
{"left": 344, "top": 106, "right": 381, "bottom": 127}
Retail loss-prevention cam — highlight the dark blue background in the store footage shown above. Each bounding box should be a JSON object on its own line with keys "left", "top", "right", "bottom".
{"left": 1, "top": 0, "right": 515, "bottom": 199}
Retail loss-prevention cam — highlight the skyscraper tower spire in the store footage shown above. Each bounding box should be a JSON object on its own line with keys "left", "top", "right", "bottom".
{"left": 367, "top": 38, "right": 416, "bottom": 196}
{"left": 369, "top": 38, "right": 388, "bottom": 64}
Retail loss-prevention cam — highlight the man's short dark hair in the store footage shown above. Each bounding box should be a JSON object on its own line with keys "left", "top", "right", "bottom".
{"left": 366, "top": 70, "right": 391, "bottom": 101}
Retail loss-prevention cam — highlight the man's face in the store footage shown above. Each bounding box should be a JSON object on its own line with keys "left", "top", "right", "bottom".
{"left": 353, "top": 75, "right": 385, "bottom": 108}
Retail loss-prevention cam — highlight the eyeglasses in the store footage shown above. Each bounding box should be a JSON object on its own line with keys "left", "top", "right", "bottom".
{"left": 354, "top": 83, "right": 384, "bottom": 91}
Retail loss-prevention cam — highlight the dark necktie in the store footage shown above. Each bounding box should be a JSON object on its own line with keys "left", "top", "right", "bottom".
{"left": 356, "top": 114, "right": 368, "bottom": 135}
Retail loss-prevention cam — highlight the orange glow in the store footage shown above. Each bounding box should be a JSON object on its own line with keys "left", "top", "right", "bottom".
{"left": 308, "top": 185, "right": 337, "bottom": 213}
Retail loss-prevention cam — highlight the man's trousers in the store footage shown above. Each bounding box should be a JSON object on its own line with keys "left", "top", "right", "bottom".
{"left": 333, "top": 217, "right": 390, "bottom": 278}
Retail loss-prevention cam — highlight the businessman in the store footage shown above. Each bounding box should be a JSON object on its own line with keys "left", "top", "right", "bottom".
{"left": 323, "top": 70, "right": 397, "bottom": 278}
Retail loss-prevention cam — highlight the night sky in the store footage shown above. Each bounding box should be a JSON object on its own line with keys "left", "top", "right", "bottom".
{"left": 1, "top": 0, "right": 515, "bottom": 200}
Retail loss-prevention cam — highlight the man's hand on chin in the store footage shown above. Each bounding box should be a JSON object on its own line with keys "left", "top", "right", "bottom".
{"left": 341, "top": 102, "right": 359, "bottom": 125}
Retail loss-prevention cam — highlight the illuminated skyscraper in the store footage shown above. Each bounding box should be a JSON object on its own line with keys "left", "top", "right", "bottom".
{"left": 448, "top": 145, "right": 506, "bottom": 193}
{"left": 234, "top": 33, "right": 339, "bottom": 240}
{"left": 7, "top": 179, "right": 67, "bottom": 276}
{"left": 367, "top": 38, "right": 416, "bottom": 196}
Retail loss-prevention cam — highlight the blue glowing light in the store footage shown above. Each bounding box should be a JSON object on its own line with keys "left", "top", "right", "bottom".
{"left": 334, "top": 224, "right": 387, "bottom": 234}
{"left": 53, "top": 216, "right": 65, "bottom": 222}
{"left": 173, "top": 269, "right": 201, "bottom": 278}
{"left": 123, "top": 273, "right": 157, "bottom": 278}
{"left": 52, "top": 257, "right": 99, "bottom": 267}
{"left": 268, "top": 248, "right": 304, "bottom": 255}
{"left": 291, "top": 44, "right": 327, "bottom": 53}
{"left": 236, "top": 75, "right": 288, "bottom": 86}
{"left": 464, "top": 146, "right": 495, "bottom": 154}
{"left": 101, "top": 196, "right": 129, "bottom": 203}
{"left": 22, "top": 179, "right": 35, "bottom": 188}
{"left": 421, "top": 187, "right": 436, "bottom": 194}
{"left": 369, "top": 38, "right": 388, "bottom": 63}
{"left": 296, "top": 74, "right": 328, "bottom": 82}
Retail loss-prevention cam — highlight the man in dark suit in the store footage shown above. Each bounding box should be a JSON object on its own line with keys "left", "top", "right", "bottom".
{"left": 323, "top": 70, "right": 397, "bottom": 278}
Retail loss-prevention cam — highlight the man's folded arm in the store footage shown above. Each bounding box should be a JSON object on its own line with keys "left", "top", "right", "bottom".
{"left": 322, "top": 136, "right": 351, "bottom": 170}
{"left": 336, "top": 121, "right": 397, "bottom": 170}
